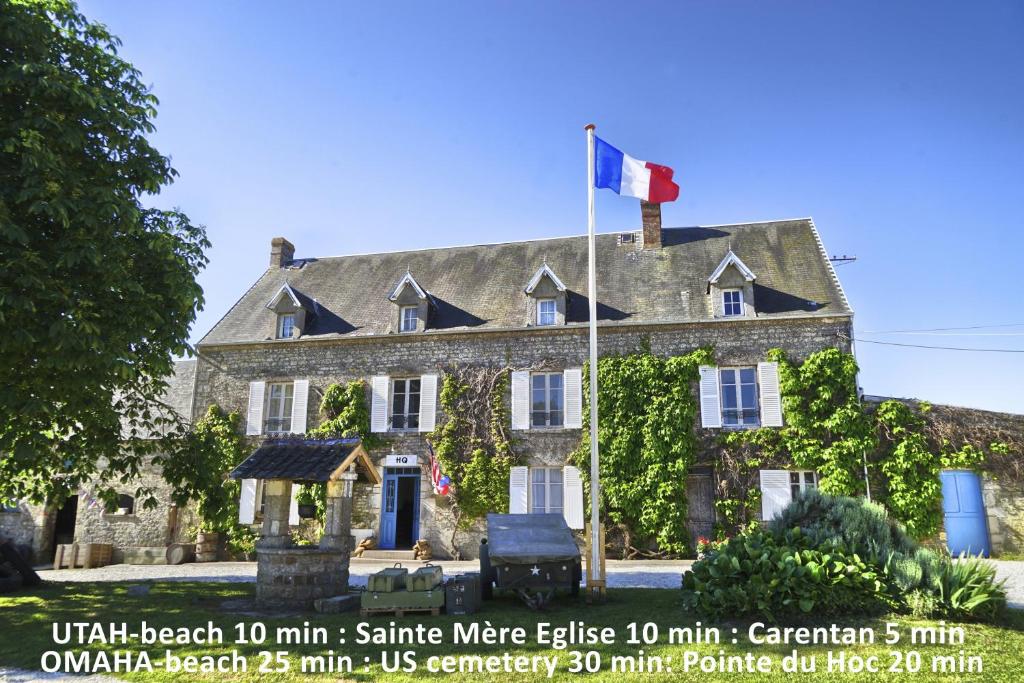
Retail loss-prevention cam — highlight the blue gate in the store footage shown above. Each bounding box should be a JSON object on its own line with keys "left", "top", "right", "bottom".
{"left": 940, "top": 470, "right": 990, "bottom": 557}
{"left": 378, "top": 467, "right": 420, "bottom": 550}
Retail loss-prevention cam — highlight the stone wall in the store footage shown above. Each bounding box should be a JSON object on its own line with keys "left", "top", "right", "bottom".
{"left": 0, "top": 502, "right": 51, "bottom": 562}
{"left": 983, "top": 477, "right": 1024, "bottom": 555}
{"left": 255, "top": 547, "right": 349, "bottom": 608}
{"left": 194, "top": 316, "right": 851, "bottom": 559}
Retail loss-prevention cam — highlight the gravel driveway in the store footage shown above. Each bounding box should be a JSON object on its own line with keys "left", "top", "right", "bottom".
{"left": 32, "top": 559, "right": 1024, "bottom": 604}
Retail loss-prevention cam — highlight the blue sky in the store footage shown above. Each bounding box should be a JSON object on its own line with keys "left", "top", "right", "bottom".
{"left": 80, "top": 0, "right": 1024, "bottom": 413}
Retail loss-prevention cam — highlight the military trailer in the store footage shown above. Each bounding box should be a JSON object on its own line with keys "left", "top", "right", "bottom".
{"left": 480, "top": 513, "right": 581, "bottom": 601}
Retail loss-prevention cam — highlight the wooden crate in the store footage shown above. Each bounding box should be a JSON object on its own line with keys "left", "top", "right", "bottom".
{"left": 54, "top": 543, "right": 112, "bottom": 569}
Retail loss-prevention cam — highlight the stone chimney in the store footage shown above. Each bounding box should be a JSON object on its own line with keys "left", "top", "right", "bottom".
{"left": 640, "top": 201, "right": 662, "bottom": 249}
{"left": 269, "top": 237, "right": 295, "bottom": 267}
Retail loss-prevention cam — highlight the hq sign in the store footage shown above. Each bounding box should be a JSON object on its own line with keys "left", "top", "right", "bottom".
{"left": 385, "top": 454, "right": 419, "bottom": 467}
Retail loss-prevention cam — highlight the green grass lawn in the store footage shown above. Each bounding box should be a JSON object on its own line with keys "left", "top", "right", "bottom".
{"left": 2, "top": 582, "right": 1023, "bottom": 681}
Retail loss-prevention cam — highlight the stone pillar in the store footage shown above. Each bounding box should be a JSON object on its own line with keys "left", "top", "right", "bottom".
{"left": 259, "top": 479, "right": 292, "bottom": 548}
{"left": 320, "top": 472, "right": 357, "bottom": 552}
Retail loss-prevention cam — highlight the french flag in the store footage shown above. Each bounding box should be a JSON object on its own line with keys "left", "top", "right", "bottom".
{"left": 594, "top": 137, "right": 679, "bottom": 203}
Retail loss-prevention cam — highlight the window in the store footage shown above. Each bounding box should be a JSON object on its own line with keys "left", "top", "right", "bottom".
{"left": 723, "top": 289, "right": 743, "bottom": 317}
{"left": 400, "top": 305, "right": 418, "bottom": 332}
{"left": 114, "top": 494, "right": 134, "bottom": 515}
{"left": 254, "top": 480, "right": 267, "bottom": 521}
{"left": 720, "top": 368, "right": 759, "bottom": 427}
{"left": 391, "top": 378, "right": 421, "bottom": 430}
{"left": 790, "top": 471, "right": 817, "bottom": 499}
{"left": 265, "top": 382, "right": 294, "bottom": 433}
{"left": 277, "top": 313, "right": 295, "bottom": 339}
{"left": 537, "top": 299, "right": 556, "bottom": 326}
{"left": 531, "top": 372, "right": 564, "bottom": 427}
{"left": 531, "top": 468, "right": 563, "bottom": 514}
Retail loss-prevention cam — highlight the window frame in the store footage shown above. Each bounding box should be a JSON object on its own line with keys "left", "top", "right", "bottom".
{"left": 537, "top": 298, "right": 557, "bottom": 326}
{"left": 789, "top": 471, "right": 818, "bottom": 499}
{"left": 390, "top": 377, "right": 421, "bottom": 431}
{"left": 276, "top": 313, "right": 296, "bottom": 339}
{"left": 530, "top": 372, "right": 565, "bottom": 428}
{"left": 719, "top": 366, "right": 760, "bottom": 428}
{"left": 265, "top": 382, "right": 295, "bottom": 434}
{"left": 530, "top": 467, "right": 564, "bottom": 515}
{"left": 399, "top": 305, "right": 418, "bottom": 333}
{"left": 254, "top": 480, "right": 267, "bottom": 521}
{"left": 722, "top": 289, "right": 744, "bottom": 317}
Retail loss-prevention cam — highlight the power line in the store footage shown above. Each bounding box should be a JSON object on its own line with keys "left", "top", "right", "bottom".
{"left": 852, "top": 337, "right": 1024, "bottom": 353}
{"left": 862, "top": 322, "right": 1024, "bottom": 334}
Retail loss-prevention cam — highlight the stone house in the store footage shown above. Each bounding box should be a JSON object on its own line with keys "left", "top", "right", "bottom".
{"left": 2, "top": 207, "right": 861, "bottom": 561}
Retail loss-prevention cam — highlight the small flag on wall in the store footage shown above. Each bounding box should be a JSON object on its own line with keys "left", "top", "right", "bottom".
{"left": 594, "top": 136, "right": 679, "bottom": 203}
{"left": 427, "top": 444, "right": 450, "bottom": 496}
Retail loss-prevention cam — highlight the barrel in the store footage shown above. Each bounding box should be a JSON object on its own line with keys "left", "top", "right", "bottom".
{"left": 166, "top": 543, "right": 194, "bottom": 565}
{"left": 195, "top": 532, "right": 221, "bottom": 563}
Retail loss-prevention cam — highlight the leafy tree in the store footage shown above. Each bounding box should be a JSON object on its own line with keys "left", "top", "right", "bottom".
{"left": 160, "top": 406, "right": 245, "bottom": 532}
{"left": 0, "top": 0, "right": 208, "bottom": 506}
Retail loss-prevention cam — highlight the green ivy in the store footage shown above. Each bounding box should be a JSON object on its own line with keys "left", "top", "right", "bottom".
{"left": 875, "top": 400, "right": 941, "bottom": 537}
{"left": 431, "top": 370, "right": 518, "bottom": 533}
{"left": 573, "top": 347, "right": 713, "bottom": 555}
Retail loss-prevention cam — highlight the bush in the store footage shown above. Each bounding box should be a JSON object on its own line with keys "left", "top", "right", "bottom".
{"left": 933, "top": 555, "right": 1007, "bottom": 620}
{"left": 771, "top": 489, "right": 917, "bottom": 562}
{"left": 681, "top": 527, "right": 897, "bottom": 620}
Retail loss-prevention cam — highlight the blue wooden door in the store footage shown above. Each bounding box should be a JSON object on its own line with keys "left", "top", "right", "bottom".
{"left": 940, "top": 470, "right": 990, "bottom": 557}
{"left": 379, "top": 474, "right": 399, "bottom": 549}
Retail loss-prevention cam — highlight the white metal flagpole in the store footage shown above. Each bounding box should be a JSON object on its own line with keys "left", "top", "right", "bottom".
{"left": 584, "top": 123, "right": 602, "bottom": 585}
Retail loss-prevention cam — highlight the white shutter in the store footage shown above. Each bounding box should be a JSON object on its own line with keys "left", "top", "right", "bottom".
{"left": 760, "top": 470, "right": 792, "bottom": 521}
{"left": 246, "top": 381, "right": 266, "bottom": 435}
{"left": 291, "top": 379, "right": 309, "bottom": 434}
{"left": 418, "top": 374, "right": 438, "bottom": 433}
{"left": 562, "top": 466, "right": 584, "bottom": 529}
{"left": 509, "top": 466, "right": 528, "bottom": 513}
{"left": 563, "top": 368, "right": 583, "bottom": 429}
{"left": 699, "top": 366, "right": 722, "bottom": 428}
{"left": 238, "top": 479, "right": 257, "bottom": 524}
{"left": 757, "top": 362, "right": 783, "bottom": 427}
{"left": 510, "top": 371, "right": 530, "bottom": 430}
{"left": 370, "top": 375, "right": 389, "bottom": 433}
{"left": 288, "top": 483, "right": 300, "bottom": 526}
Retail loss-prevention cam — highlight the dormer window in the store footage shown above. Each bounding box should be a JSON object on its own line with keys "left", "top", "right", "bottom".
{"left": 537, "top": 299, "right": 556, "bottom": 326}
{"left": 722, "top": 290, "right": 743, "bottom": 317}
{"left": 277, "top": 313, "right": 295, "bottom": 339}
{"left": 400, "top": 305, "right": 418, "bottom": 333}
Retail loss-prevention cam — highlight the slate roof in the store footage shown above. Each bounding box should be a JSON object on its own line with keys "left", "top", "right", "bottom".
{"left": 200, "top": 219, "right": 850, "bottom": 346}
{"left": 120, "top": 359, "right": 196, "bottom": 439}
{"left": 229, "top": 437, "right": 378, "bottom": 483}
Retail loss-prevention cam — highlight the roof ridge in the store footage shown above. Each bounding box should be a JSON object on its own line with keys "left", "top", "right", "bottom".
{"left": 807, "top": 217, "right": 853, "bottom": 314}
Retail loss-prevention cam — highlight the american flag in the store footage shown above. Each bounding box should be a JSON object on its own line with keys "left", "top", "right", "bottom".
{"left": 427, "top": 443, "right": 449, "bottom": 496}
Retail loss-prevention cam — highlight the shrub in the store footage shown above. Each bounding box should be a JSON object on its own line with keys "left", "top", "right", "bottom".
{"left": 771, "top": 490, "right": 917, "bottom": 562}
{"left": 933, "top": 555, "right": 1007, "bottom": 620}
{"left": 681, "top": 527, "right": 897, "bottom": 620}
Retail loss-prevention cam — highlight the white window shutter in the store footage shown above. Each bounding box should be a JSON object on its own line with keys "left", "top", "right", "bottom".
{"left": 238, "top": 479, "right": 257, "bottom": 524}
{"left": 370, "top": 375, "right": 389, "bottom": 433}
{"left": 510, "top": 371, "right": 530, "bottom": 430}
{"left": 757, "top": 362, "right": 783, "bottom": 427}
{"left": 288, "top": 483, "right": 300, "bottom": 526}
{"left": 699, "top": 366, "right": 722, "bottom": 428}
{"left": 760, "top": 470, "right": 792, "bottom": 521}
{"left": 562, "top": 465, "right": 584, "bottom": 529}
{"left": 246, "top": 381, "right": 266, "bottom": 435}
{"left": 509, "top": 466, "right": 528, "bottom": 513}
{"left": 418, "top": 374, "right": 438, "bottom": 433}
{"left": 563, "top": 368, "right": 583, "bottom": 429}
{"left": 291, "top": 379, "right": 309, "bottom": 434}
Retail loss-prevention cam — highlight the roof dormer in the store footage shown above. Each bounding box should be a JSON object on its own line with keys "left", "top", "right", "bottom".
{"left": 707, "top": 250, "right": 756, "bottom": 319}
{"left": 389, "top": 271, "right": 430, "bottom": 333}
{"left": 524, "top": 263, "right": 567, "bottom": 327}
{"left": 266, "top": 283, "right": 312, "bottom": 338}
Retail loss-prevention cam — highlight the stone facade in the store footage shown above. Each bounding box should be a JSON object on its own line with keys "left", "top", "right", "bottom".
{"left": 193, "top": 316, "right": 852, "bottom": 558}
{"left": 983, "top": 477, "right": 1024, "bottom": 555}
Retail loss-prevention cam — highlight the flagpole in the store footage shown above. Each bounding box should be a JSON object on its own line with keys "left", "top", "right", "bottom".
{"left": 584, "top": 123, "right": 602, "bottom": 587}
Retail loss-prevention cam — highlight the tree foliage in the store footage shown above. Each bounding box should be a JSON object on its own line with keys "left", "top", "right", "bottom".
{"left": 0, "top": 0, "right": 209, "bottom": 505}
{"left": 573, "top": 347, "right": 713, "bottom": 556}
{"left": 160, "top": 406, "right": 245, "bottom": 532}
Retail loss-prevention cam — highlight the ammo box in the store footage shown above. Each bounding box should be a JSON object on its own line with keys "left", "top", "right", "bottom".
{"left": 445, "top": 573, "right": 481, "bottom": 615}
{"left": 407, "top": 563, "right": 443, "bottom": 592}
{"left": 360, "top": 587, "right": 445, "bottom": 612}
{"left": 366, "top": 563, "right": 408, "bottom": 593}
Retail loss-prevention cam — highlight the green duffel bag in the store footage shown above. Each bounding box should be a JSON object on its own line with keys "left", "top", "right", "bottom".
{"left": 407, "top": 563, "right": 443, "bottom": 592}
{"left": 366, "top": 563, "right": 408, "bottom": 593}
